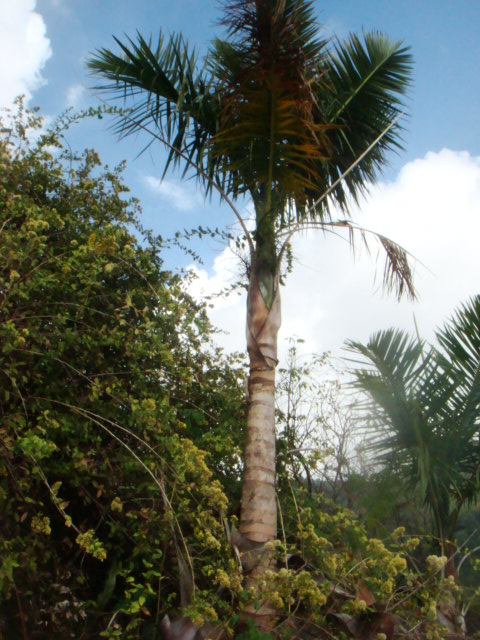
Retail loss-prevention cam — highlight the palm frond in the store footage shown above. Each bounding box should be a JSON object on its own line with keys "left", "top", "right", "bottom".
{"left": 278, "top": 218, "right": 415, "bottom": 300}
{"left": 435, "top": 297, "right": 480, "bottom": 504}
{"left": 437, "top": 296, "right": 480, "bottom": 393}
{"left": 210, "top": 0, "right": 332, "bottom": 203}
{"left": 348, "top": 299, "right": 480, "bottom": 541}
{"left": 88, "top": 5, "right": 412, "bottom": 230}
{"left": 88, "top": 1, "right": 414, "bottom": 306}
{"left": 378, "top": 234, "right": 415, "bottom": 300}
{"left": 88, "top": 31, "right": 217, "bottom": 175}
{"left": 315, "top": 31, "right": 413, "bottom": 211}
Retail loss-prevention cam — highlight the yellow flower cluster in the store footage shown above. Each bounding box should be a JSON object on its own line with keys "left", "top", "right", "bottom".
{"left": 110, "top": 496, "right": 123, "bottom": 512}
{"left": 76, "top": 529, "right": 107, "bottom": 561}
{"left": 193, "top": 526, "right": 222, "bottom": 551}
{"left": 426, "top": 555, "right": 448, "bottom": 572}
{"left": 31, "top": 515, "right": 51, "bottom": 535}
{"left": 213, "top": 562, "right": 242, "bottom": 594}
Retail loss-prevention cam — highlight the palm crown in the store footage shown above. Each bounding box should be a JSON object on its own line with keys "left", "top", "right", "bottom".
{"left": 88, "top": 0, "right": 412, "bottom": 235}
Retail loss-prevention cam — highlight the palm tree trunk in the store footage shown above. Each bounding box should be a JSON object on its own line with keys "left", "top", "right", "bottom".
{"left": 240, "top": 265, "right": 281, "bottom": 544}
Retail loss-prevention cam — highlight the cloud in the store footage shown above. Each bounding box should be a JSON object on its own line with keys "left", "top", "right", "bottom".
{"left": 0, "top": 0, "right": 52, "bottom": 108}
{"left": 187, "top": 149, "right": 480, "bottom": 364}
{"left": 143, "top": 176, "right": 203, "bottom": 212}
{"left": 65, "top": 84, "right": 86, "bottom": 108}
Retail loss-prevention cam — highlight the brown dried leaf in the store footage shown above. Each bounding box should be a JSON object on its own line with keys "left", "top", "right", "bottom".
{"left": 355, "top": 579, "right": 375, "bottom": 606}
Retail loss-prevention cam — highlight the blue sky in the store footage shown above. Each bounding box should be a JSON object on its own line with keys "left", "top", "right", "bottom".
{"left": 34, "top": 0, "right": 480, "bottom": 166}
{"left": 2, "top": 0, "right": 480, "bottom": 359}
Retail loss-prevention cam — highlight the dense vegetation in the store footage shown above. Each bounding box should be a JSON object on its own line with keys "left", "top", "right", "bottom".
{"left": 0, "top": 106, "right": 478, "bottom": 639}
{"left": 348, "top": 299, "right": 480, "bottom": 569}
{"left": 0, "top": 105, "right": 245, "bottom": 638}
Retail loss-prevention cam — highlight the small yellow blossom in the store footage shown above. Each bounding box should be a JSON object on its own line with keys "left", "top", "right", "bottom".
{"left": 110, "top": 496, "right": 123, "bottom": 512}
{"left": 31, "top": 515, "right": 51, "bottom": 535}
{"left": 426, "top": 555, "right": 448, "bottom": 572}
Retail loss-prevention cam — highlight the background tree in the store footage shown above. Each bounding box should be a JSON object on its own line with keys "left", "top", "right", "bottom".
{"left": 347, "top": 296, "right": 480, "bottom": 576}
{"left": 275, "top": 339, "right": 357, "bottom": 502}
{"left": 88, "top": 0, "right": 414, "bottom": 561}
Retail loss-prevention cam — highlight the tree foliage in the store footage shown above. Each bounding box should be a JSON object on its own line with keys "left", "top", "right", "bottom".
{"left": 0, "top": 102, "right": 245, "bottom": 638}
{"left": 87, "top": 1, "right": 415, "bottom": 579}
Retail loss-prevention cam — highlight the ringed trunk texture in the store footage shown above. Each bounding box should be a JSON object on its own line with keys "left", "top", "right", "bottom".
{"left": 240, "top": 269, "right": 281, "bottom": 544}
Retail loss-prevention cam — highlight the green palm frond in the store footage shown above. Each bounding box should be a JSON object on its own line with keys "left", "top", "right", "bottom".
{"left": 210, "top": 0, "right": 332, "bottom": 203}
{"left": 88, "top": 31, "right": 218, "bottom": 176}
{"left": 87, "top": 3, "right": 412, "bottom": 217}
{"left": 314, "top": 31, "right": 413, "bottom": 211}
{"left": 348, "top": 298, "right": 480, "bottom": 541}
{"left": 218, "top": 0, "right": 325, "bottom": 62}
{"left": 347, "top": 328, "right": 425, "bottom": 387}
{"left": 88, "top": 1, "right": 414, "bottom": 300}
{"left": 435, "top": 297, "right": 480, "bottom": 504}
{"left": 437, "top": 296, "right": 480, "bottom": 399}
{"left": 348, "top": 331, "right": 450, "bottom": 537}
{"left": 346, "top": 329, "right": 428, "bottom": 462}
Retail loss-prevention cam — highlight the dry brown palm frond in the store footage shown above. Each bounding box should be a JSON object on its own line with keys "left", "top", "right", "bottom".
{"left": 378, "top": 234, "right": 415, "bottom": 300}
{"left": 277, "top": 217, "right": 417, "bottom": 301}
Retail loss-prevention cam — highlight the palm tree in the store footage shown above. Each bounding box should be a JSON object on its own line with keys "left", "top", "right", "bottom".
{"left": 347, "top": 296, "right": 480, "bottom": 575}
{"left": 88, "top": 0, "right": 413, "bottom": 552}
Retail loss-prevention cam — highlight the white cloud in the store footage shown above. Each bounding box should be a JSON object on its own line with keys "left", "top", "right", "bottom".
{"left": 143, "top": 176, "right": 203, "bottom": 212}
{"left": 0, "top": 0, "right": 52, "bottom": 108}
{"left": 188, "top": 149, "right": 480, "bottom": 365}
{"left": 65, "top": 84, "right": 86, "bottom": 108}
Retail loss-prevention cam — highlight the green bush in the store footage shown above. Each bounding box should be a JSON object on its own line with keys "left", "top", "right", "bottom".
{"left": 0, "top": 102, "right": 244, "bottom": 639}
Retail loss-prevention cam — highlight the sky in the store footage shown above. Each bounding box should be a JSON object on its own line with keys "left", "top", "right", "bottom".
{"left": 2, "top": 0, "right": 480, "bottom": 364}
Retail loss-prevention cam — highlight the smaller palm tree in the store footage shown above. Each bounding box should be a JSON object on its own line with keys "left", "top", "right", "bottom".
{"left": 347, "top": 296, "right": 480, "bottom": 574}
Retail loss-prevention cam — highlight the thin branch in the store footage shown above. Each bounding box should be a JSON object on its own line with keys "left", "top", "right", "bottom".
{"left": 30, "top": 455, "right": 81, "bottom": 534}
{"left": 390, "top": 531, "right": 477, "bottom": 613}
{"left": 12, "top": 580, "right": 28, "bottom": 640}
{"left": 276, "top": 494, "right": 289, "bottom": 570}
{"left": 0, "top": 216, "right": 12, "bottom": 236}
{"left": 41, "top": 397, "right": 197, "bottom": 595}
{"left": 32, "top": 395, "right": 204, "bottom": 509}
{"left": 97, "top": 100, "right": 255, "bottom": 257}
{"left": 457, "top": 539, "right": 480, "bottom": 575}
